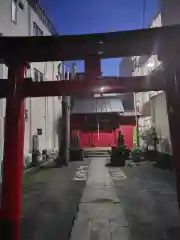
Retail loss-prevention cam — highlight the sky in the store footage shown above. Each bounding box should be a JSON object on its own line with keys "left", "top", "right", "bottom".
{"left": 40, "top": 0, "right": 160, "bottom": 75}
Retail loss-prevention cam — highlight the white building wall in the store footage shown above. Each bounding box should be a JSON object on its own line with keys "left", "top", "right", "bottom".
{"left": 0, "top": 0, "right": 29, "bottom": 36}
{"left": 133, "top": 13, "right": 172, "bottom": 154}
{"left": 151, "top": 13, "right": 162, "bottom": 28}
{"left": 0, "top": 0, "right": 62, "bottom": 175}
{"left": 150, "top": 92, "right": 172, "bottom": 154}
{"left": 24, "top": 6, "right": 61, "bottom": 155}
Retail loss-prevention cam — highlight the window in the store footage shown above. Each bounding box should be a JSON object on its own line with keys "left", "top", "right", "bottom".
{"left": 34, "top": 69, "right": 44, "bottom": 82}
{"left": 28, "top": 1, "right": 57, "bottom": 35}
{"left": 11, "top": 0, "right": 17, "bottom": 23}
{"left": 33, "top": 22, "right": 43, "bottom": 36}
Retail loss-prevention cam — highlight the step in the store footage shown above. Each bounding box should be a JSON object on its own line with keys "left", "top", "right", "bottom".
{"left": 84, "top": 151, "right": 110, "bottom": 158}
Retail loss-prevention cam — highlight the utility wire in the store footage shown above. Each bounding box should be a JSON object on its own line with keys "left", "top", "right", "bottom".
{"left": 141, "top": 0, "right": 147, "bottom": 28}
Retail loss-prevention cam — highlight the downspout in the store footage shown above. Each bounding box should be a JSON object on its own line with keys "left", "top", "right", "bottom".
{"left": 44, "top": 97, "right": 47, "bottom": 147}
{"left": 0, "top": 64, "right": 3, "bottom": 179}
{"left": 29, "top": 69, "right": 32, "bottom": 152}
{"left": 52, "top": 62, "right": 56, "bottom": 148}
{"left": 133, "top": 81, "right": 140, "bottom": 147}
{"left": 28, "top": 5, "right": 32, "bottom": 152}
{"left": 97, "top": 117, "right": 100, "bottom": 141}
{"left": 44, "top": 62, "right": 48, "bottom": 149}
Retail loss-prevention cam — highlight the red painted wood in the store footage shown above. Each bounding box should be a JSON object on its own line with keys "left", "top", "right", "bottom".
{"left": 91, "top": 132, "right": 114, "bottom": 147}
{"left": 0, "top": 74, "right": 164, "bottom": 99}
{"left": 0, "top": 25, "right": 179, "bottom": 62}
{"left": 71, "top": 126, "right": 134, "bottom": 149}
{"left": 164, "top": 61, "right": 180, "bottom": 208}
{"left": 85, "top": 56, "right": 101, "bottom": 80}
{"left": 23, "top": 75, "right": 164, "bottom": 98}
{"left": 79, "top": 132, "right": 91, "bottom": 148}
{"left": 118, "top": 126, "right": 134, "bottom": 149}
{"left": 0, "top": 24, "right": 180, "bottom": 240}
{"left": 0, "top": 62, "right": 26, "bottom": 240}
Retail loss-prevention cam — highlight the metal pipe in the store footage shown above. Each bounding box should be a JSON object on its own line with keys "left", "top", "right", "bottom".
{"left": 133, "top": 93, "right": 140, "bottom": 147}
{"left": 52, "top": 62, "right": 56, "bottom": 149}
{"left": 97, "top": 119, "right": 100, "bottom": 141}
{"left": 44, "top": 62, "right": 48, "bottom": 149}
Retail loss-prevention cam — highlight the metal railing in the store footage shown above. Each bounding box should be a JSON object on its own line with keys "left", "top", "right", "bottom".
{"left": 28, "top": 0, "right": 58, "bottom": 35}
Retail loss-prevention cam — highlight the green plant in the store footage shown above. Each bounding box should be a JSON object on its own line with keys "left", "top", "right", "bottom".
{"left": 131, "top": 147, "right": 142, "bottom": 153}
{"left": 131, "top": 147, "right": 143, "bottom": 162}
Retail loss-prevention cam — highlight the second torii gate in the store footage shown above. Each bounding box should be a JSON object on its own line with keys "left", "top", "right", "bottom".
{"left": 0, "top": 24, "right": 180, "bottom": 240}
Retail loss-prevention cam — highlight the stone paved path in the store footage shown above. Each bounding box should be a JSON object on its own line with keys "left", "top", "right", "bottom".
{"left": 71, "top": 158, "right": 130, "bottom": 240}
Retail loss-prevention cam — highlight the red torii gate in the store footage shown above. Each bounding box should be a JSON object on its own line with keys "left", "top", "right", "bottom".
{"left": 0, "top": 24, "right": 180, "bottom": 239}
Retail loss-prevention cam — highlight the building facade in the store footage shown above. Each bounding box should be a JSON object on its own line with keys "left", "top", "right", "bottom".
{"left": 133, "top": 12, "right": 172, "bottom": 154}
{"left": 119, "top": 57, "right": 134, "bottom": 111}
{"left": 71, "top": 58, "right": 135, "bottom": 149}
{"left": 133, "top": 0, "right": 180, "bottom": 154}
{"left": 0, "top": 0, "right": 64, "bottom": 175}
{"left": 161, "top": 0, "right": 180, "bottom": 26}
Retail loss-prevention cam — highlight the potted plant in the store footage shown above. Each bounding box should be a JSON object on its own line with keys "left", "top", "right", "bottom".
{"left": 131, "top": 147, "right": 143, "bottom": 162}
{"left": 140, "top": 127, "right": 161, "bottom": 162}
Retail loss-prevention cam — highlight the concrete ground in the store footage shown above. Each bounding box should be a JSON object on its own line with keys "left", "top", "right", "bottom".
{"left": 111, "top": 162, "right": 180, "bottom": 240}
{"left": 71, "top": 158, "right": 180, "bottom": 240}
{"left": 1, "top": 157, "right": 180, "bottom": 240}
{"left": 20, "top": 159, "right": 90, "bottom": 240}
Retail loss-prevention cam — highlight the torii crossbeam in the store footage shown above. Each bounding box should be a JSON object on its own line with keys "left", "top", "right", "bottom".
{"left": 0, "top": 25, "right": 180, "bottom": 240}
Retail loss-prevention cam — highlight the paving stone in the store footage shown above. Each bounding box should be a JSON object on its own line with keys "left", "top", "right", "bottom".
{"left": 71, "top": 158, "right": 130, "bottom": 240}
{"left": 110, "top": 226, "right": 130, "bottom": 240}
{"left": 82, "top": 187, "right": 120, "bottom": 203}
{"left": 77, "top": 203, "right": 128, "bottom": 226}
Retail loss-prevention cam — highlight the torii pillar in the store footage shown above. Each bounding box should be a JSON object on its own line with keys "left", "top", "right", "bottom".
{"left": 85, "top": 55, "right": 101, "bottom": 81}
{"left": 163, "top": 52, "right": 180, "bottom": 208}
{"left": 60, "top": 95, "right": 71, "bottom": 165}
{"left": 0, "top": 61, "right": 26, "bottom": 240}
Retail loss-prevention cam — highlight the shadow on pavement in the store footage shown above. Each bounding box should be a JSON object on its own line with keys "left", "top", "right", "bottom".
{"left": 111, "top": 162, "right": 180, "bottom": 240}
{"left": 20, "top": 159, "right": 90, "bottom": 240}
